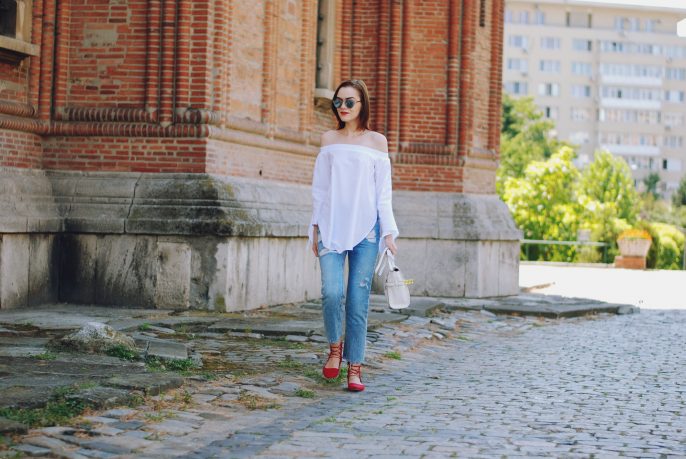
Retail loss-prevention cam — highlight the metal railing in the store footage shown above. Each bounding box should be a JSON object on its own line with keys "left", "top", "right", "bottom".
{"left": 521, "top": 239, "right": 611, "bottom": 264}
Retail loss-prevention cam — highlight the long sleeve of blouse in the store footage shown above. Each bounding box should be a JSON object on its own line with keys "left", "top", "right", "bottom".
{"left": 309, "top": 144, "right": 399, "bottom": 254}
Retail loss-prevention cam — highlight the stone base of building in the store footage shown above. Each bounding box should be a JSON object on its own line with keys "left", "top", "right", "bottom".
{"left": 0, "top": 168, "right": 522, "bottom": 310}
{"left": 614, "top": 256, "right": 647, "bottom": 270}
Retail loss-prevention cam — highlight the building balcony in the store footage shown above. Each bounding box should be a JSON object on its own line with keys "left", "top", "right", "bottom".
{"left": 600, "top": 75, "right": 663, "bottom": 87}
{"left": 600, "top": 98, "right": 661, "bottom": 110}
{"left": 601, "top": 144, "right": 660, "bottom": 156}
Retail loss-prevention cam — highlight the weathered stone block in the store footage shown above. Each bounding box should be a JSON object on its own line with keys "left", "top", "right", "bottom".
{"left": 28, "top": 235, "right": 59, "bottom": 306}
{"left": 155, "top": 242, "right": 191, "bottom": 309}
{"left": 0, "top": 234, "right": 29, "bottom": 309}
{"left": 95, "top": 235, "right": 156, "bottom": 307}
{"left": 59, "top": 234, "right": 97, "bottom": 304}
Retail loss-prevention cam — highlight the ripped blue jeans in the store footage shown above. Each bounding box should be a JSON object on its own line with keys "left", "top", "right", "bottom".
{"left": 318, "top": 222, "right": 379, "bottom": 364}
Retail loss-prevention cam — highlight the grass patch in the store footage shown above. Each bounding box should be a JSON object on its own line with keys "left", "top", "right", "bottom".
{"left": 457, "top": 335, "right": 470, "bottom": 341}
{"left": 386, "top": 396, "right": 397, "bottom": 402}
{"left": 383, "top": 351, "right": 402, "bottom": 360}
{"left": 145, "top": 357, "right": 199, "bottom": 374}
{"left": 277, "top": 356, "right": 304, "bottom": 370}
{"left": 144, "top": 411, "right": 174, "bottom": 422}
{"left": 303, "top": 365, "right": 347, "bottom": 386}
{"left": 236, "top": 391, "right": 280, "bottom": 410}
{"left": 33, "top": 352, "right": 57, "bottom": 361}
{"left": 106, "top": 345, "right": 139, "bottom": 361}
{"left": 138, "top": 323, "right": 152, "bottom": 331}
{"left": 313, "top": 416, "right": 337, "bottom": 425}
{"left": 295, "top": 388, "right": 315, "bottom": 398}
{"left": 0, "top": 387, "right": 86, "bottom": 428}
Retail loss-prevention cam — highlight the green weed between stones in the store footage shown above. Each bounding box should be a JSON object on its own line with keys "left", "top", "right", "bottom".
{"left": 384, "top": 351, "right": 402, "bottom": 360}
{"left": 106, "top": 344, "right": 140, "bottom": 361}
{"left": 295, "top": 388, "right": 315, "bottom": 398}
{"left": 138, "top": 323, "right": 152, "bottom": 331}
{"left": 303, "top": 365, "right": 348, "bottom": 386}
{"left": 277, "top": 356, "right": 304, "bottom": 370}
{"left": 237, "top": 391, "right": 281, "bottom": 410}
{"left": 33, "top": 352, "right": 57, "bottom": 361}
{"left": 145, "top": 357, "right": 197, "bottom": 373}
{"left": 0, "top": 387, "right": 85, "bottom": 428}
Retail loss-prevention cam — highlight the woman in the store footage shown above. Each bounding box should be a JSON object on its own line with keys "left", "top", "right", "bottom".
{"left": 309, "top": 79, "right": 399, "bottom": 392}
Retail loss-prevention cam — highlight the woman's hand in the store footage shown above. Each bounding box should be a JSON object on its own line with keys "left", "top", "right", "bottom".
{"left": 312, "top": 225, "right": 319, "bottom": 257}
{"left": 385, "top": 234, "right": 398, "bottom": 256}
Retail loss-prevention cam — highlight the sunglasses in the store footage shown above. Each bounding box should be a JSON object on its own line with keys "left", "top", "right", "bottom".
{"left": 332, "top": 97, "right": 360, "bottom": 109}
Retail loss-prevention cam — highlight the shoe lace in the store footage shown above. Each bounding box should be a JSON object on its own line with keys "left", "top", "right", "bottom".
{"left": 348, "top": 364, "right": 362, "bottom": 378}
{"left": 328, "top": 342, "right": 342, "bottom": 360}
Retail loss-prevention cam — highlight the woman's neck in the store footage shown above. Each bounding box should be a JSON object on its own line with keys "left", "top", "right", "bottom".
{"left": 341, "top": 122, "right": 365, "bottom": 137}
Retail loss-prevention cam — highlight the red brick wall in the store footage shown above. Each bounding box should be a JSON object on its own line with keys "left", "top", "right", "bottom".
{"left": 0, "top": 0, "right": 504, "bottom": 194}
{"left": 0, "top": 130, "right": 42, "bottom": 169}
{"left": 43, "top": 137, "right": 206, "bottom": 173}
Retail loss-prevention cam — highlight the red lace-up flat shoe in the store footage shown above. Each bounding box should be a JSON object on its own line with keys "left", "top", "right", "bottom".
{"left": 322, "top": 341, "right": 343, "bottom": 379}
{"left": 347, "top": 363, "right": 365, "bottom": 392}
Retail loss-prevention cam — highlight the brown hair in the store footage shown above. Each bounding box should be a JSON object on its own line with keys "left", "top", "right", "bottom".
{"left": 331, "top": 79, "right": 371, "bottom": 131}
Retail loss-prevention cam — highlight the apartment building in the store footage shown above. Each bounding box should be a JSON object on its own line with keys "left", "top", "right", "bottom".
{"left": 503, "top": 0, "right": 686, "bottom": 198}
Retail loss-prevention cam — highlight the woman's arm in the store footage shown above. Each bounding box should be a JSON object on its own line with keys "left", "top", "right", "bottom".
{"left": 373, "top": 135, "right": 399, "bottom": 255}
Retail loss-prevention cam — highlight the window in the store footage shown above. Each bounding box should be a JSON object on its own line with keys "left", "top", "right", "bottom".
{"left": 316, "top": 0, "right": 336, "bottom": 91}
{"left": 602, "top": 86, "right": 662, "bottom": 101}
{"left": 600, "top": 63, "right": 662, "bottom": 78}
{"left": 508, "top": 35, "right": 529, "bottom": 49}
{"left": 600, "top": 109, "right": 660, "bottom": 124}
{"left": 538, "top": 83, "right": 559, "bottom": 96}
{"left": 666, "top": 68, "right": 686, "bottom": 81}
{"left": 539, "top": 59, "right": 560, "bottom": 73}
{"left": 0, "top": 0, "right": 36, "bottom": 63}
{"left": 504, "top": 81, "right": 528, "bottom": 95}
{"left": 570, "top": 131, "right": 590, "bottom": 144}
{"left": 571, "top": 108, "right": 591, "bottom": 121}
{"left": 571, "top": 85, "right": 591, "bottom": 98}
{"left": 662, "top": 159, "right": 682, "bottom": 172}
{"left": 507, "top": 58, "right": 528, "bottom": 72}
{"left": 645, "top": 19, "right": 656, "bottom": 33}
{"left": 567, "top": 12, "right": 592, "bottom": 28}
{"left": 505, "top": 9, "right": 514, "bottom": 23}
{"left": 544, "top": 106, "right": 558, "bottom": 120}
{"left": 664, "top": 112, "right": 684, "bottom": 127}
{"left": 573, "top": 39, "right": 592, "bottom": 52}
{"left": 665, "top": 90, "right": 685, "bottom": 103}
{"left": 572, "top": 62, "right": 593, "bottom": 76}
{"left": 534, "top": 11, "right": 545, "bottom": 25}
{"left": 519, "top": 11, "right": 529, "bottom": 25}
{"left": 540, "top": 37, "right": 560, "bottom": 49}
{"left": 664, "top": 136, "right": 683, "bottom": 148}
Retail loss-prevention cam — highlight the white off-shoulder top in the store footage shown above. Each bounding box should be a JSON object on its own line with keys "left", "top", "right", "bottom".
{"left": 309, "top": 143, "right": 399, "bottom": 254}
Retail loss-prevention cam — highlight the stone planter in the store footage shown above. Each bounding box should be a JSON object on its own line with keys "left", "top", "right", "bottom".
{"left": 617, "top": 238, "right": 651, "bottom": 258}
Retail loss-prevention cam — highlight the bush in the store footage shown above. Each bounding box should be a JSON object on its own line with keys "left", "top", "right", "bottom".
{"left": 640, "top": 222, "right": 684, "bottom": 270}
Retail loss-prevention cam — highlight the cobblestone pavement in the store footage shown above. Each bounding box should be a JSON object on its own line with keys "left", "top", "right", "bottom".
{"left": 9, "top": 308, "right": 686, "bottom": 458}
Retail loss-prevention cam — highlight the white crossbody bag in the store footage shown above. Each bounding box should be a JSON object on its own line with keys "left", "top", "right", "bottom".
{"left": 374, "top": 249, "right": 412, "bottom": 310}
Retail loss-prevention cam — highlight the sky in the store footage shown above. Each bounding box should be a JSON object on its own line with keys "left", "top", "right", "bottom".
{"left": 590, "top": 0, "right": 686, "bottom": 11}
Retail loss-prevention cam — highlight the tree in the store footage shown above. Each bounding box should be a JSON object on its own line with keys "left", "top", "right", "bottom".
{"left": 578, "top": 150, "right": 638, "bottom": 222}
{"left": 643, "top": 172, "right": 661, "bottom": 199}
{"left": 498, "top": 94, "right": 570, "bottom": 192}
{"left": 502, "top": 146, "right": 583, "bottom": 261}
{"left": 672, "top": 174, "right": 686, "bottom": 207}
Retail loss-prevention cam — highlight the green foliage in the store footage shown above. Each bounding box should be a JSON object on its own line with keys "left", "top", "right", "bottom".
{"left": 643, "top": 172, "right": 661, "bottom": 199}
{"left": 0, "top": 387, "right": 85, "bottom": 428}
{"left": 579, "top": 150, "right": 638, "bottom": 222}
{"left": 145, "top": 357, "right": 198, "bottom": 373}
{"left": 34, "top": 352, "right": 57, "bottom": 361}
{"left": 640, "top": 222, "right": 684, "bottom": 270}
{"left": 672, "top": 175, "right": 686, "bottom": 207}
{"left": 498, "top": 94, "right": 571, "bottom": 192}
{"left": 295, "top": 388, "right": 316, "bottom": 398}
{"left": 106, "top": 345, "right": 140, "bottom": 361}
{"left": 502, "top": 147, "right": 583, "bottom": 261}
{"left": 383, "top": 351, "right": 402, "bottom": 360}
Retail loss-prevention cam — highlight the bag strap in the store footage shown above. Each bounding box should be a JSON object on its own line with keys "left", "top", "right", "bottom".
{"left": 374, "top": 249, "right": 397, "bottom": 277}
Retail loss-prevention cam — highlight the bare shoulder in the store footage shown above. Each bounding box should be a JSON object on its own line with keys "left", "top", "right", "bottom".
{"left": 368, "top": 131, "right": 388, "bottom": 153}
{"left": 320, "top": 130, "right": 338, "bottom": 147}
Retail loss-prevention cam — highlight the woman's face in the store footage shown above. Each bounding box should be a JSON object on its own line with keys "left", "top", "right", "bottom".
{"left": 334, "top": 86, "right": 362, "bottom": 125}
